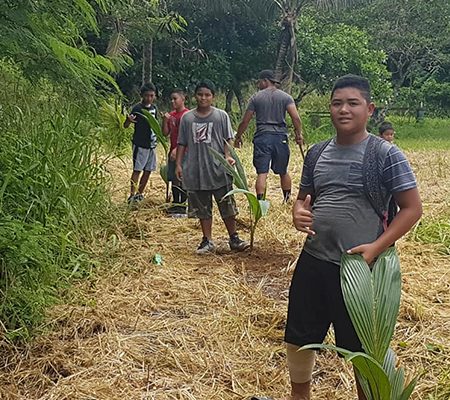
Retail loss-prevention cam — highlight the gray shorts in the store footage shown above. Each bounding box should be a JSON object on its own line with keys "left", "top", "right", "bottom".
{"left": 132, "top": 145, "right": 157, "bottom": 172}
{"left": 187, "top": 184, "right": 238, "bottom": 220}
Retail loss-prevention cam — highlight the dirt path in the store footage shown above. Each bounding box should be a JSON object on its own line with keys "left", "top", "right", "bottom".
{"left": 1, "top": 147, "right": 449, "bottom": 400}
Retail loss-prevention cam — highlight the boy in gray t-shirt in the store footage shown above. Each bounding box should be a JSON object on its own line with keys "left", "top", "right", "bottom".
{"left": 176, "top": 80, "right": 250, "bottom": 255}
{"left": 281, "top": 75, "right": 422, "bottom": 400}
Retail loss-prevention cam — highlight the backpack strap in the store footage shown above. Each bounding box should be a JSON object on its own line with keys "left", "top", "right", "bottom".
{"left": 304, "top": 138, "right": 332, "bottom": 201}
{"left": 362, "top": 134, "right": 397, "bottom": 231}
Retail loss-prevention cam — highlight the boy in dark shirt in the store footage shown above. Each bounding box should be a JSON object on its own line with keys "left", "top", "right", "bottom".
{"left": 124, "top": 83, "right": 158, "bottom": 204}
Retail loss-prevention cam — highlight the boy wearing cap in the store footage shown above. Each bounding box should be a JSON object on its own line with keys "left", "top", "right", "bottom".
{"left": 235, "top": 70, "right": 303, "bottom": 203}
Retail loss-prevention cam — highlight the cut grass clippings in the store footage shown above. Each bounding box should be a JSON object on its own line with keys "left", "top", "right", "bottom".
{"left": 1, "top": 144, "right": 449, "bottom": 400}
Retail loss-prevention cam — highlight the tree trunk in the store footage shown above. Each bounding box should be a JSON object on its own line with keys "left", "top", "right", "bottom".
{"left": 275, "top": 14, "right": 297, "bottom": 94}
{"left": 274, "top": 25, "right": 291, "bottom": 86}
{"left": 225, "top": 89, "right": 234, "bottom": 113}
{"left": 142, "top": 39, "right": 153, "bottom": 85}
{"left": 234, "top": 86, "right": 245, "bottom": 115}
{"left": 372, "top": 84, "right": 401, "bottom": 126}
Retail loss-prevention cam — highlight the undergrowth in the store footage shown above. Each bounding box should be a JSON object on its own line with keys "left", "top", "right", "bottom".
{"left": 0, "top": 60, "right": 117, "bottom": 341}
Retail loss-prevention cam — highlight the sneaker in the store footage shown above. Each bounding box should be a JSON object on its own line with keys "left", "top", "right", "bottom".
{"left": 134, "top": 193, "right": 145, "bottom": 202}
{"left": 167, "top": 204, "right": 186, "bottom": 214}
{"left": 229, "top": 234, "right": 250, "bottom": 252}
{"left": 127, "top": 194, "right": 135, "bottom": 205}
{"left": 196, "top": 237, "right": 216, "bottom": 255}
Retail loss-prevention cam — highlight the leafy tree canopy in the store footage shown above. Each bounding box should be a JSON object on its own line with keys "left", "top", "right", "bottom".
{"left": 294, "top": 11, "right": 391, "bottom": 103}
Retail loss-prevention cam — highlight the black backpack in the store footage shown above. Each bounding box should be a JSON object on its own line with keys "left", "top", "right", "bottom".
{"left": 304, "top": 134, "right": 397, "bottom": 231}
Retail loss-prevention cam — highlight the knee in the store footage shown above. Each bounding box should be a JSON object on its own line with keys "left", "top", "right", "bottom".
{"left": 287, "top": 343, "right": 316, "bottom": 384}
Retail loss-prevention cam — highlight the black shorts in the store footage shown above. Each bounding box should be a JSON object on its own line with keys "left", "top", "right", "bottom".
{"left": 284, "top": 250, "right": 363, "bottom": 353}
{"left": 252, "top": 133, "right": 290, "bottom": 175}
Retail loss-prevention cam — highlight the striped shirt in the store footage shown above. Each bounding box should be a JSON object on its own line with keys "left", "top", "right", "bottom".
{"left": 300, "top": 136, "right": 417, "bottom": 265}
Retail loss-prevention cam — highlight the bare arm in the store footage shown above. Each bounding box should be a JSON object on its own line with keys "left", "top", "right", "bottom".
{"left": 162, "top": 113, "right": 171, "bottom": 137}
{"left": 286, "top": 103, "right": 303, "bottom": 145}
{"left": 124, "top": 114, "right": 136, "bottom": 128}
{"left": 175, "top": 144, "right": 186, "bottom": 181}
{"left": 348, "top": 187, "right": 423, "bottom": 263}
{"left": 234, "top": 110, "right": 254, "bottom": 148}
{"left": 224, "top": 139, "right": 236, "bottom": 166}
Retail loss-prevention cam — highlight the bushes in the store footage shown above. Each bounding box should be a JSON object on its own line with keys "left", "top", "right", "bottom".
{"left": 0, "top": 60, "right": 112, "bottom": 340}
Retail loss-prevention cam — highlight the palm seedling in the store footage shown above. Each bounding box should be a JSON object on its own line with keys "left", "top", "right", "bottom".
{"left": 302, "top": 247, "right": 417, "bottom": 400}
{"left": 209, "top": 143, "right": 270, "bottom": 249}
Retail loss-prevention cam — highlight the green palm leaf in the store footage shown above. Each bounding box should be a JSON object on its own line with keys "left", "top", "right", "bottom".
{"left": 160, "top": 164, "right": 168, "bottom": 185}
{"left": 346, "top": 353, "right": 391, "bottom": 400}
{"left": 226, "top": 143, "right": 249, "bottom": 191}
{"left": 340, "top": 247, "right": 401, "bottom": 364}
{"left": 398, "top": 378, "right": 417, "bottom": 400}
{"left": 383, "top": 348, "right": 396, "bottom": 386}
{"left": 340, "top": 252, "right": 376, "bottom": 356}
{"left": 208, "top": 147, "right": 247, "bottom": 189}
{"left": 209, "top": 146, "right": 270, "bottom": 249}
{"left": 139, "top": 109, "right": 169, "bottom": 155}
{"left": 259, "top": 199, "right": 270, "bottom": 217}
{"left": 302, "top": 344, "right": 390, "bottom": 400}
{"left": 222, "top": 189, "right": 262, "bottom": 220}
{"left": 372, "top": 248, "right": 402, "bottom": 362}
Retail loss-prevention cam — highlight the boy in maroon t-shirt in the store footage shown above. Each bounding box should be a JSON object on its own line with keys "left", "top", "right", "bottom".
{"left": 163, "top": 89, "right": 189, "bottom": 214}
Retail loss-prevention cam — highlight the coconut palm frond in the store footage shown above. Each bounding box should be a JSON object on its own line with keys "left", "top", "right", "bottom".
{"left": 106, "top": 31, "right": 130, "bottom": 59}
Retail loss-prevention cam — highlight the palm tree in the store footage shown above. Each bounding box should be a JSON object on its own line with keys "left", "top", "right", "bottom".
{"left": 204, "top": 0, "right": 372, "bottom": 93}
{"left": 104, "top": 1, "right": 186, "bottom": 85}
{"left": 258, "top": 0, "right": 375, "bottom": 93}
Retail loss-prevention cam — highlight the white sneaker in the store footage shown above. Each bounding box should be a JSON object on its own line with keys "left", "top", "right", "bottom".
{"left": 196, "top": 237, "right": 216, "bottom": 255}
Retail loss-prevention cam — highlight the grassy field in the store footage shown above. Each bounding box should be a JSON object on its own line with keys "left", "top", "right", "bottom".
{"left": 1, "top": 132, "right": 449, "bottom": 400}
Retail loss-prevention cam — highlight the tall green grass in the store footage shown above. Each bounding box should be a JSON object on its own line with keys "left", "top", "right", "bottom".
{"left": 0, "top": 60, "right": 113, "bottom": 340}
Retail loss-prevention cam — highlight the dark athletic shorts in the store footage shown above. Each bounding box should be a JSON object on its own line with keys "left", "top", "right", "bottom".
{"left": 253, "top": 133, "right": 290, "bottom": 175}
{"left": 284, "top": 250, "right": 363, "bottom": 353}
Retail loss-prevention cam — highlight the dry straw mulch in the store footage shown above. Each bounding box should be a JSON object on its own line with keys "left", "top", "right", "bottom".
{"left": 1, "top": 146, "right": 449, "bottom": 400}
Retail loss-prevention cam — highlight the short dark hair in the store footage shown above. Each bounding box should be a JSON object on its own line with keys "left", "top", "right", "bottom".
{"left": 140, "top": 82, "right": 156, "bottom": 94}
{"left": 379, "top": 121, "right": 394, "bottom": 134}
{"left": 171, "top": 88, "right": 186, "bottom": 97}
{"left": 195, "top": 79, "right": 216, "bottom": 95}
{"left": 331, "top": 75, "right": 371, "bottom": 104}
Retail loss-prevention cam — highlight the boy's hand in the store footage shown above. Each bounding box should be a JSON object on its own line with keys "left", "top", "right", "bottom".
{"left": 226, "top": 156, "right": 236, "bottom": 167}
{"left": 234, "top": 136, "right": 243, "bottom": 149}
{"left": 293, "top": 194, "right": 315, "bottom": 235}
{"left": 126, "top": 114, "right": 137, "bottom": 124}
{"left": 163, "top": 112, "right": 171, "bottom": 122}
{"left": 347, "top": 243, "right": 381, "bottom": 265}
{"left": 295, "top": 134, "right": 304, "bottom": 146}
{"left": 175, "top": 165, "right": 182, "bottom": 181}
{"left": 170, "top": 148, "right": 177, "bottom": 161}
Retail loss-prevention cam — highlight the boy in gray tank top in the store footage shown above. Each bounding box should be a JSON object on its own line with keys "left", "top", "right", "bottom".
{"left": 255, "top": 75, "right": 422, "bottom": 400}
